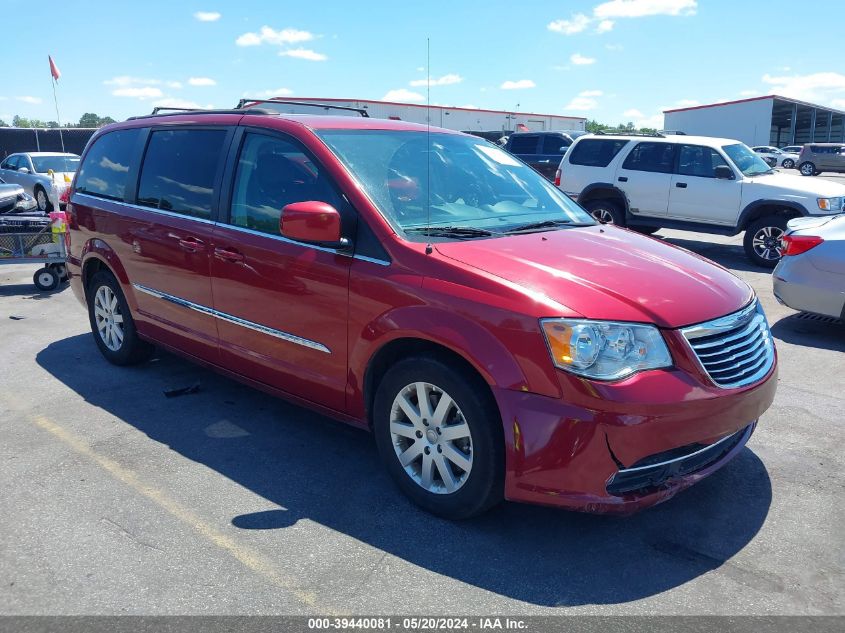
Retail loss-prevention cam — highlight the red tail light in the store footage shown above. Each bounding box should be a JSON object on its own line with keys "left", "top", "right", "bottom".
{"left": 782, "top": 234, "right": 823, "bottom": 256}
{"left": 554, "top": 168, "right": 561, "bottom": 187}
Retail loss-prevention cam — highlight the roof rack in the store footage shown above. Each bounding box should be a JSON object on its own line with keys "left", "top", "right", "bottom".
{"left": 235, "top": 98, "right": 369, "bottom": 117}
{"left": 127, "top": 107, "right": 279, "bottom": 121}
{"left": 593, "top": 130, "right": 665, "bottom": 137}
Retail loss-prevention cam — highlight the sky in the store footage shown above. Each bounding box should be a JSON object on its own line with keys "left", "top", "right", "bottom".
{"left": 2, "top": 0, "right": 844, "bottom": 128}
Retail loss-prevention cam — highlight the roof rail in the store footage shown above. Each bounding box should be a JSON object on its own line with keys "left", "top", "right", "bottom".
{"left": 593, "top": 130, "right": 665, "bottom": 137}
{"left": 127, "top": 107, "right": 279, "bottom": 121}
{"left": 235, "top": 98, "right": 369, "bottom": 117}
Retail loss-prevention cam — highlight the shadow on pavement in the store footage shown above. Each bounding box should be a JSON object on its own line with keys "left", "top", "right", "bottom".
{"left": 37, "top": 334, "right": 772, "bottom": 607}
{"left": 0, "top": 282, "right": 68, "bottom": 300}
{"left": 771, "top": 312, "right": 845, "bottom": 352}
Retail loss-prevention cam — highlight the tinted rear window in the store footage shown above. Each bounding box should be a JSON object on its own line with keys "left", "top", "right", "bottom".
{"left": 76, "top": 129, "right": 142, "bottom": 201}
{"left": 568, "top": 139, "right": 628, "bottom": 167}
{"left": 137, "top": 129, "right": 228, "bottom": 219}
{"left": 508, "top": 135, "right": 539, "bottom": 154}
{"left": 622, "top": 142, "right": 675, "bottom": 173}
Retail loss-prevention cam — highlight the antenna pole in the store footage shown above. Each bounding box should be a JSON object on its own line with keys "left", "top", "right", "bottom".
{"left": 425, "top": 36, "right": 432, "bottom": 255}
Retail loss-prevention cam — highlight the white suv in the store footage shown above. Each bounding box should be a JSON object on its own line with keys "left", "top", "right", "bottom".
{"left": 556, "top": 133, "right": 845, "bottom": 267}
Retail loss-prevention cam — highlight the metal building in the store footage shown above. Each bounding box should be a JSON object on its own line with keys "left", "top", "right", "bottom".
{"left": 246, "top": 97, "right": 586, "bottom": 133}
{"left": 663, "top": 95, "right": 845, "bottom": 148}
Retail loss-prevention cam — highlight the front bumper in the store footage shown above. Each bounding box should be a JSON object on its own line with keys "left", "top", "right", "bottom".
{"left": 494, "top": 338, "right": 777, "bottom": 514}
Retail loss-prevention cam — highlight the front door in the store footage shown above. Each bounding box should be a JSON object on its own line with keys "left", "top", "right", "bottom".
{"left": 616, "top": 141, "right": 675, "bottom": 217}
{"left": 669, "top": 144, "right": 742, "bottom": 226}
{"left": 211, "top": 130, "right": 352, "bottom": 412}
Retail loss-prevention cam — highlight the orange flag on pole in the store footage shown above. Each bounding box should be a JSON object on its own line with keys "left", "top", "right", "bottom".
{"left": 49, "top": 55, "right": 61, "bottom": 81}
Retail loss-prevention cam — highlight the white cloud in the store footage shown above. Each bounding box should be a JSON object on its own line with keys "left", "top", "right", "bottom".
{"left": 596, "top": 20, "right": 615, "bottom": 33}
{"left": 623, "top": 108, "right": 644, "bottom": 118}
{"left": 593, "top": 0, "right": 697, "bottom": 19}
{"left": 762, "top": 71, "right": 845, "bottom": 105}
{"left": 382, "top": 88, "right": 425, "bottom": 103}
{"left": 15, "top": 96, "right": 42, "bottom": 104}
{"left": 112, "top": 87, "right": 163, "bottom": 99}
{"left": 104, "top": 76, "right": 160, "bottom": 87}
{"left": 167, "top": 81, "right": 183, "bottom": 89}
{"left": 547, "top": 13, "right": 591, "bottom": 35}
{"left": 500, "top": 79, "right": 536, "bottom": 90}
{"left": 635, "top": 113, "right": 664, "bottom": 129}
{"left": 831, "top": 99, "right": 845, "bottom": 109}
{"left": 236, "top": 26, "right": 314, "bottom": 47}
{"left": 460, "top": 104, "right": 478, "bottom": 109}
{"left": 564, "top": 90, "right": 603, "bottom": 111}
{"left": 194, "top": 11, "right": 221, "bottom": 22}
{"left": 409, "top": 73, "right": 463, "bottom": 87}
{"left": 278, "top": 48, "right": 327, "bottom": 61}
{"left": 243, "top": 88, "right": 294, "bottom": 98}
{"left": 605, "top": 43, "right": 624, "bottom": 51}
{"left": 570, "top": 53, "right": 596, "bottom": 66}
{"left": 188, "top": 77, "right": 217, "bottom": 86}
{"left": 739, "top": 89, "right": 759, "bottom": 96}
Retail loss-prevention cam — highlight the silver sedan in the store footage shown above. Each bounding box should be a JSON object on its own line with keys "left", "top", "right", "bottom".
{"left": 0, "top": 152, "right": 80, "bottom": 212}
{"left": 773, "top": 214, "right": 845, "bottom": 319}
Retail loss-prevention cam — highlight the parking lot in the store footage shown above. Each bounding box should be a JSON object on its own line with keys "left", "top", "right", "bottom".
{"left": 1, "top": 219, "right": 843, "bottom": 615}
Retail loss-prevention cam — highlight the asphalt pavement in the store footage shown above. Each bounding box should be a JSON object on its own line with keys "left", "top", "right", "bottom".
{"left": 0, "top": 220, "right": 843, "bottom": 615}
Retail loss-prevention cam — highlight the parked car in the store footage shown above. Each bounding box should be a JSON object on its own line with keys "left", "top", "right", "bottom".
{"left": 66, "top": 111, "right": 777, "bottom": 519}
{"left": 773, "top": 214, "right": 845, "bottom": 319}
{"left": 797, "top": 143, "right": 845, "bottom": 176}
{"left": 504, "top": 131, "right": 585, "bottom": 180}
{"left": 781, "top": 145, "right": 804, "bottom": 155}
{"left": 0, "top": 178, "right": 38, "bottom": 214}
{"left": 752, "top": 145, "right": 799, "bottom": 169}
{"left": 556, "top": 133, "right": 845, "bottom": 267}
{"left": 0, "top": 152, "right": 80, "bottom": 211}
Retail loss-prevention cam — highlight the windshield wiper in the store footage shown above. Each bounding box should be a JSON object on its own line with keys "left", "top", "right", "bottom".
{"left": 405, "top": 226, "right": 496, "bottom": 238}
{"left": 504, "top": 219, "right": 579, "bottom": 234}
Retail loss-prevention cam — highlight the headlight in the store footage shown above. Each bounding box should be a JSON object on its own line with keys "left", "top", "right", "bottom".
{"left": 541, "top": 319, "right": 672, "bottom": 380}
{"left": 817, "top": 197, "right": 843, "bottom": 212}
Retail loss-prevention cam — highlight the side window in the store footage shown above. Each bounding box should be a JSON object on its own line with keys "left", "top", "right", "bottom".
{"left": 137, "top": 129, "right": 228, "bottom": 219}
{"left": 622, "top": 142, "right": 675, "bottom": 173}
{"left": 568, "top": 139, "right": 629, "bottom": 167}
{"left": 3, "top": 156, "right": 19, "bottom": 170}
{"left": 508, "top": 135, "right": 539, "bottom": 154}
{"left": 228, "top": 133, "right": 343, "bottom": 235}
{"left": 18, "top": 156, "right": 32, "bottom": 171}
{"left": 542, "top": 135, "right": 567, "bottom": 155}
{"left": 678, "top": 145, "right": 729, "bottom": 178}
{"left": 76, "top": 129, "right": 142, "bottom": 201}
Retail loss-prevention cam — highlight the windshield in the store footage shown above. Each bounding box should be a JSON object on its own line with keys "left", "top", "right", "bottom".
{"left": 723, "top": 143, "right": 773, "bottom": 176}
{"left": 31, "top": 155, "right": 80, "bottom": 174}
{"left": 317, "top": 130, "right": 595, "bottom": 238}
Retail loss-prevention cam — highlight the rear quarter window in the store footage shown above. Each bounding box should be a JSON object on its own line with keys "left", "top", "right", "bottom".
{"left": 568, "top": 139, "right": 629, "bottom": 167}
{"left": 76, "top": 129, "right": 143, "bottom": 201}
{"left": 508, "top": 135, "right": 539, "bottom": 155}
{"left": 622, "top": 142, "right": 675, "bottom": 173}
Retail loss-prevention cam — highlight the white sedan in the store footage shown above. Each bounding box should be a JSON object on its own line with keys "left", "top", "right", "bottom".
{"left": 752, "top": 146, "right": 799, "bottom": 169}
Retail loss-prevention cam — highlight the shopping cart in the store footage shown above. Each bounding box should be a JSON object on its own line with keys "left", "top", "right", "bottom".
{"left": 0, "top": 212, "right": 69, "bottom": 291}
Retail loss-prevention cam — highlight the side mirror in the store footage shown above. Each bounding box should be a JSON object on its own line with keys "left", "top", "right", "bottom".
{"left": 18, "top": 167, "right": 30, "bottom": 174}
{"left": 714, "top": 165, "right": 735, "bottom": 180}
{"left": 280, "top": 201, "right": 348, "bottom": 249}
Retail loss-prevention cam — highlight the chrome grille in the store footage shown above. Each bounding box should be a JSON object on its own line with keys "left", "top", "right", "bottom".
{"left": 681, "top": 301, "right": 774, "bottom": 389}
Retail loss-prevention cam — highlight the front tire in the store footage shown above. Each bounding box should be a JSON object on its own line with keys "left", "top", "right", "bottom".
{"left": 743, "top": 216, "right": 788, "bottom": 268}
{"left": 35, "top": 186, "right": 52, "bottom": 212}
{"left": 584, "top": 200, "right": 625, "bottom": 225}
{"left": 87, "top": 270, "right": 154, "bottom": 365}
{"left": 373, "top": 356, "right": 504, "bottom": 519}
{"left": 781, "top": 158, "right": 795, "bottom": 169}
{"left": 799, "top": 161, "right": 817, "bottom": 176}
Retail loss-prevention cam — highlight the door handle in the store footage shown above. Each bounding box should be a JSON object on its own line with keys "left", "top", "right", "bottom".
{"left": 675, "top": 182, "right": 688, "bottom": 188}
{"left": 537, "top": 159, "right": 551, "bottom": 163}
{"left": 618, "top": 176, "right": 628, "bottom": 182}
{"left": 214, "top": 247, "right": 245, "bottom": 263}
{"left": 177, "top": 237, "right": 204, "bottom": 252}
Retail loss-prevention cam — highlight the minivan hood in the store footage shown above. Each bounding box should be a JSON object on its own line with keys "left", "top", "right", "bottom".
{"left": 747, "top": 172, "right": 845, "bottom": 199}
{"left": 434, "top": 225, "right": 753, "bottom": 329}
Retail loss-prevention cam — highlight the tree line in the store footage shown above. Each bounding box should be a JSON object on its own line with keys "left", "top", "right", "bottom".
{"left": 0, "top": 113, "right": 116, "bottom": 129}
{"left": 586, "top": 119, "right": 659, "bottom": 135}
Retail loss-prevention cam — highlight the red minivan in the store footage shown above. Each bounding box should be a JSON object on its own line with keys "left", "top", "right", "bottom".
{"left": 66, "top": 107, "right": 777, "bottom": 519}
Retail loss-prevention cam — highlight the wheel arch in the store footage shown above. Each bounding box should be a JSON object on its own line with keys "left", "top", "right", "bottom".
{"left": 577, "top": 183, "right": 629, "bottom": 213}
{"left": 80, "top": 239, "right": 131, "bottom": 303}
{"left": 738, "top": 200, "right": 808, "bottom": 231}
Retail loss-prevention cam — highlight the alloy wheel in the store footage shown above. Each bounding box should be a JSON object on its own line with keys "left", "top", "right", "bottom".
{"left": 93, "top": 285, "right": 125, "bottom": 352}
{"left": 590, "top": 207, "right": 615, "bottom": 224}
{"left": 389, "top": 382, "right": 473, "bottom": 494}
{"left": 752, "top": 225, "right": 785, "bottom": 261}
{"left": 36, "top": 189, "right": 48, "bottom": 211}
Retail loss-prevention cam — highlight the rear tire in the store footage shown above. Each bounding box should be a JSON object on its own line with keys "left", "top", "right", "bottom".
{"left": 799, "top": 162, "right": 816, "bottom": 176}
{"left": 87, "top": 270, "right": 154, "bottom": 365}
{"left": 373, "top": 355, "right": 504, "bottom": 519}
{"left": 743, "top": 215, "right": 788, "bottom": 268}
{"left": 584, "top": 200, "right": 625, "bottom": 225}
